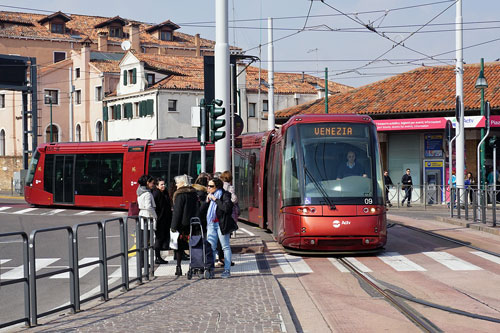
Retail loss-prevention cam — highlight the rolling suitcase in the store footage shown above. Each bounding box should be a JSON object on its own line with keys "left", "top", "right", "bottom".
{"left": 187, "top": 217, "right": 214, "bottom": 279}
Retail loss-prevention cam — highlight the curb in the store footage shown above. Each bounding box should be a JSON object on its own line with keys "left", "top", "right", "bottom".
{"left": 0, "top": 195, "right": 24, "bottom": 200}
{"left": 435, "top": 216, "right": 500, "bottom": 236}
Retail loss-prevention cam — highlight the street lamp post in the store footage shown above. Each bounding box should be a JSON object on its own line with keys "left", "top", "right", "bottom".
{"left": 475, "top": 58, "right": 488, "bottom": 188}
{"left": 45, "top": 95, "right": 53, "bottom": 143}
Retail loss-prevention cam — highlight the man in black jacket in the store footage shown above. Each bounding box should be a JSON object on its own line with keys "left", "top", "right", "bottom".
{"left": 383, "top": 171, "right": 394, "bottom": 207}
{"left": 401, "top": 168, "right": 413, "bottom": 207}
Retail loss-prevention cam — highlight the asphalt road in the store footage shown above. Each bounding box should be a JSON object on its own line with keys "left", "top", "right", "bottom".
{"left": 0, "top": 198, "right": 134, "bottom": 326}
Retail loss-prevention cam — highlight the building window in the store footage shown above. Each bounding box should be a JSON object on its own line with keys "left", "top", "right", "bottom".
{"left": 147, "top": 73, "right": 155, "bottom": 87}
{"left": 46, "top": 125, "right": 59, "bottom": 143}
{"left": 263, "top": 100, "right": 269, "bottom": 113}
{"left": 95, "top": 86, "right": 103, "bottom": 101}
{"left": 75, "top": 68, "right": 81, "bottom": 78}
{"left": 168, "top": 99, "right": 177, "bottom": 112}
{"left": 53, "top": 51, "right": 66, "bottom": 63}
{"left": 127, "top": 69, "right": 137, "bottom": 85}
{"left": 0, "top": 129, "right": 5, "bottom": 156}
{"left": 96, "top": 121, "right": 103, "bottom": 142}
{"left": 75, "top": 90, "right": 82, "bottom": 104}
{"left": 51, "top": 23, "right": 64, "bottom": 33}
{"left": 160, "top": 30, "right": 172, "bottom": 41}
{"left": 44, "top": 90, "right": 58, "bottom": 105}
{"left": 134, "top": 102, "right": 139, "bottom": 117}
{"left": 248, "top": 103, "right": 256, "bottom": 118}
{"left": 76, "top": 124, "right": 81, "bottom": 142}
{"left": 110, "top": 27, "right": 123, "bottom": 38}
{"left": 0, "top": 94, "right": 5, "bottom": 108}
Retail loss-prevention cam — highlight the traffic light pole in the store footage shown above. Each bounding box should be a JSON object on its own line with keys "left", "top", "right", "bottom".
{"left": 200, "top": 101, "right": 207, "bottom": 173}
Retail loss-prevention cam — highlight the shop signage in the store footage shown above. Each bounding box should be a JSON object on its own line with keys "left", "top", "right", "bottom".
{"left": 374, "top": 116, "right": 485, "bottom": 131}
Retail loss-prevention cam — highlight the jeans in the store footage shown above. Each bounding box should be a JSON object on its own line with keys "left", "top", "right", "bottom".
{"left": 207, "top": 222, "right": 232, "bottom": 271}
{"left": 403, "top": 187, "right": 412, "bottom": 204}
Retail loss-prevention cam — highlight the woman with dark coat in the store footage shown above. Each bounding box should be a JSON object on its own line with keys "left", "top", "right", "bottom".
{"left": 200, "top": 178, "right": 237, "bottom": 279}
{"left": 152, "top": 178, "right": 172, "bottom": 265}
{"left": 171, "top": 174, "right": 199, "bottom": 276}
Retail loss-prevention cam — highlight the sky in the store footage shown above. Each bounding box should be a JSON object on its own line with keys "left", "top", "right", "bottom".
{"left": 2, "top": 0, "right": 500, "bottom": 88}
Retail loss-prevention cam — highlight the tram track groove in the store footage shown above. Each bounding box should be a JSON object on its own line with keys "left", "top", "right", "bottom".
{"left": 338, "top": 258, "right": 442, "bottom": 333}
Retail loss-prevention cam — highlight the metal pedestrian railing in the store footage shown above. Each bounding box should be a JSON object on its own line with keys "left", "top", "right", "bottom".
{"left": 386, "top": 183, "right": 499, "bottom": 226}
{"left": 0, "top": 215, "right": 156, "bottom": 328}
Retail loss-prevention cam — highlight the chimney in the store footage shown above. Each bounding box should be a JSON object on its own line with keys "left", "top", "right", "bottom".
{"left": 128, "top": 23, "right": 141, "bottom": 52}
{"left": 98, "top": 31, "right": 108, "bottom": 52}
{"left": 195, "top": 33, "right": 201, "bottom": 57}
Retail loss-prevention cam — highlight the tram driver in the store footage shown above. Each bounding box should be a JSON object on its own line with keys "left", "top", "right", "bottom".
{"left": 336, "top": 151, "right": 367, "bottom": 179}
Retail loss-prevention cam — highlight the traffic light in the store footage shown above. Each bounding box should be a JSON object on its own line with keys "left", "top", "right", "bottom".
{"left": 210, "top": 99, "right": 226, "bottom": 142}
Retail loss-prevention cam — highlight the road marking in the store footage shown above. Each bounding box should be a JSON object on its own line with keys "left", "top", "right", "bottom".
{"left": 41, "top": 209, "right": 66, "bottom": 216}
{"left": 232, "top": 253, "right": 260, "bottom": 274}
{"left": 50, "top": 257, "right": 99, "bottom": 279}
{"left": 110, "top": 256, "right": 139, "bottom": 278}
{"left": 0, "top": 258, "right": 59, "bottom": 279}
{"left": 328, "top": 258, "right": 350, "bottom": 273}
{"left": 86, "top": 235, "right": 121, "bottom": 239}
{"left": 111, "top": 212, "right": 126, "bottom": 215}
{"left": 423, "top": 252, "right": 482, "bottom": 271}
{"left": 272, "top": 253, "right": 313, "bottom": 274}
{"left": 0, "top": 207, "right": 12, "bottom": 212}
{"left": 344, "top": 257, "right": 372, "bottom": 272}
{"left": 0, "top": 259, "right": 11, "bottom": 265}
{"left": 12, "top": 208, "right": 37, "bottom": 214}
{"left": 239, "top": 228, "right": 255, "bottom": 236}
{"left": 378, "top": 252, "right": 426, "bottom": 271}
{"left": 74, "top": 210, "right": 94, "bottom": 216}
{"left": 470, "top": 251, "right": 500, "bottom": 265}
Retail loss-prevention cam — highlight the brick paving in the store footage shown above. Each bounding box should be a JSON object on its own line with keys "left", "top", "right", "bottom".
{"left": 10, "top": 231, "right": 294, "bottom": 333}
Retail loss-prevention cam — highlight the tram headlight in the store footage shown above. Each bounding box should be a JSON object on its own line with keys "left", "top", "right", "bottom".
{"left": 370, "top": 207, "right": 376, "bottom": 213}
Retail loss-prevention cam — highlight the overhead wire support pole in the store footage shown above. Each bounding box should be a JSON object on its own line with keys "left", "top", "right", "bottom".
{"left": 455, "top": 0, "right": 465, "bottom": 197}
{"left": 215, "top": 0, "right": 230, "bottom": 172}
{"left": 325, "top": 67, "right": 329, "bottom": 114}
{"left": 267, "top": 17, "right": 275, "bottom": 130}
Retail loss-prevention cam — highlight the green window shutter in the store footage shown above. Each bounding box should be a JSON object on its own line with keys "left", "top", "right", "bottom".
{"left": 147, "top": 99, "right": 154, "bottom": 116}
{"left": 139, "top": 100, "right": 146, "bottom": 117}
{"left": 102, "top": 106, "right": 108, "bottom": 121}
{"left": 116, "top": 104, "right": 122, "bottom": 120}
{"left": 132, "top": 68, "right": 137, "bottom": 84}
{"left": 124, "top": 103, "right": 132, "bottom": 118}
{"left": 123, "top": 70, "right": 127, "bottom": 86}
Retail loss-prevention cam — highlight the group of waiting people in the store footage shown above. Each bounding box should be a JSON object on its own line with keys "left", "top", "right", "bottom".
{"left": 135, "top": 171, "right": 238, "bottom": 279}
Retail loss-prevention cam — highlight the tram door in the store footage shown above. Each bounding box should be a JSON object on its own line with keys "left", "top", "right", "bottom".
{"left": 53, "top": 155, "right": 75, "bottom": 204}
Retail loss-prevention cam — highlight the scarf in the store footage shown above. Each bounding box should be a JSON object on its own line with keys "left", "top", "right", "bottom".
{"left": 206, "top": 189, "right": 222, "bottom": 224}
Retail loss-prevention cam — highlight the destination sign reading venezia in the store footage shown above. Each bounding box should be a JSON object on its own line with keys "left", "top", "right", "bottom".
{"left": 313, "top": 126, "right": 353, "bottom": 136}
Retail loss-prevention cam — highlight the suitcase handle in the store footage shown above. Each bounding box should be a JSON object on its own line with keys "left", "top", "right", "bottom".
{"left": 190, "top": 217, "right": 201, "bottom": 225}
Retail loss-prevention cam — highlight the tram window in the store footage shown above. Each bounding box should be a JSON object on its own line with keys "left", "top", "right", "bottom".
{"left": 74, "top": 154, "right": 123, "bottom": 196}
{"left": 26, "top": 150, "right": 40, "bottom": 186}
{"left": 44, "top": 154, "right": 54, "bottom": 193}
{"left": 282, "top": 129, "right": 300, "bottom": 206}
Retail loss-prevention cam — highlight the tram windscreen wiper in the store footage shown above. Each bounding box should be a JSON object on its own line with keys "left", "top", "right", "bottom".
{"left": 304, "top": 167, "right": 336, "bottom": 210}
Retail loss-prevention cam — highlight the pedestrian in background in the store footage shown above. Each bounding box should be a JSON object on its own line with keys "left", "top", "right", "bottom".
{"left": 383, "top": 170, "right": 394, "bottom": 207}
{"left": 201, "top": 178, "right": 236, "bottom": 278}
{"left": 152, "top": 177, "right": 171, "bottom": 265}
{"left": 401, "top": 168, "right": 413, "bottom": 207}
{"left": 465, "top": 172, "right": 475, "bottom": 204}
{"left": 136, "top": 174, "right": 157, "bottom": 269}
{"left": 171, "top": 175, "right": 199, "bottom": 276}
{"left": 193, "top": 173, "right": 211, "bottom": 231}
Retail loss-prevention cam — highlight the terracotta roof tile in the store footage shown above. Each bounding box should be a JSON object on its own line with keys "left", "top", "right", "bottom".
{"left": 245, "top": 66, "right": 352, "bottom": 95}
{"left": 90, "top": 59, "right": 121, "bottom": 73}
{"left": 276, "top": 62, "right": 500, "bottom": 119}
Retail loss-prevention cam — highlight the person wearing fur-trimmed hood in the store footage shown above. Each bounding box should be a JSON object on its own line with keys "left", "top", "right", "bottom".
{"left": 171, "top": 174, "right": 199, "bottom": 276}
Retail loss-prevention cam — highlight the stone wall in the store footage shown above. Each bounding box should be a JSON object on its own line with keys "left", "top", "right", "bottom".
{"left": 0, "top": 156, "right": 23, "bottom": 192}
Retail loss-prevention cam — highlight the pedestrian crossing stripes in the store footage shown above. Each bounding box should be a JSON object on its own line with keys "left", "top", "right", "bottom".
{"left": 0, "top": 206, "right": 11, "bottom": 212}
{"left": 41, "top": 209, "right": 66, "bottom": 216}
{"left": 378, "top": 252, "right": 426, "bottom": 272}
{"left": 12, "top": 208, "right": 37, "bottom": 214}
{"left": 1, "top": 250, "right": 497, "bottom": 280}
{"left": 423, "top": 252, "right": 482, "bottom": 271}
{"left": 74, "top": 210, "right": 94, "bottom": 216}
{"left": 470, "top": 251, "right": 500, "bottom": 265}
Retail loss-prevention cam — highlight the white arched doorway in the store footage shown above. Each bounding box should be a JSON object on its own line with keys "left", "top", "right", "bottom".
{"left": 76, "top": 124, "right": 82, "bottom": 142}
{"left": 95, "top": 121, "right": 103, "bottom": 142}
{"left": 0, "top": 129, "right": 5, "bottom": 156}
{"left": 45, "top": 124, "right": 59, "bottom": 143}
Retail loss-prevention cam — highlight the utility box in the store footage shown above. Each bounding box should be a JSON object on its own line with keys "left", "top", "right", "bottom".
{"left": 13, "top": 169, "right": 27, "bottom": 195}
{"left": 191, "top": 106, "right": 201, "bottom": 127}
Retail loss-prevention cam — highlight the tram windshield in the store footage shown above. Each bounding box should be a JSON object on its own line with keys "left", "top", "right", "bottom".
{"left": 282, "top": 122, "right": 384, "bottom": 206}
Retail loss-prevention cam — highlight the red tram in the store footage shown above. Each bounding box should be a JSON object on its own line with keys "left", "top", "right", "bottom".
{"left": 234, "top": 115, "right": 387, "bottom": 253}
{"left": 25, "top": 114, "right": 386, "bottom": 253}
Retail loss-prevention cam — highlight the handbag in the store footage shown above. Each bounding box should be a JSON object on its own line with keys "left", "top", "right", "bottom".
{"left": 128, "top": 202, "right": 139, "bottom": 216}
{"left": 169, "top": 229, "right": 180, "bottom": 250}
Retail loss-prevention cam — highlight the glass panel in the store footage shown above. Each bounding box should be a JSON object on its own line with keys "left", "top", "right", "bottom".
{"left": 54, "top": 156, "right": 64, "bottom": 202}
{"left": 285, "top": 122, "right": 382, "bottom": 206}
{"left": 44, "top": 155, "right": 54, "bottom": 193}
{"left": 75, "top": 154, "right": 123, "bottom": 196}
{"left": 63, "top": 156, "right": 74, "bottom": 203}
{"left": 26, "top": 150, "right": 40, "bottom": 185}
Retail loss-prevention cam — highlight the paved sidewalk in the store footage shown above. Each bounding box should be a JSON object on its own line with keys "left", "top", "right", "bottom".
{"left": 9, "top": 232, "right": 295, "bottom": 333}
